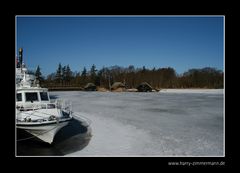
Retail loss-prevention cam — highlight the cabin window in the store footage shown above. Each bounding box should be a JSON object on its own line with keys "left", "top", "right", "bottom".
{"left": 17, "top": 93, "right": 22, "bottom": 102}
{"left": 40, "top": 92, "right": 49, "bottom": 101}
{"left": 25, "top": 92, "right": 38, "bottom": 102}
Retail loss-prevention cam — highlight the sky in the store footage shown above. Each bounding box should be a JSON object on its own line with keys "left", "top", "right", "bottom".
{"left": 16, "top": 16, "right": 224, "bottom": 76}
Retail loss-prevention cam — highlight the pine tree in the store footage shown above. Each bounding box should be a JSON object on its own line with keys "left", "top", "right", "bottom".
{"left": 90, "top": 64, "right": 98, "bottom": 85}
{"left": 81, "top": 67, "right": 87, "bottom": 77}
{"left": 62, "top": 65, "right": 67, "bottom": 85}
{"left": 90, "top": 64, "right": 97, "bottom": 78}
{"left": 81, "top": 67, "right": 87, "bottom": 85}
{"left": 55, "top": 63, "right": 62, "bottom": 85}
{"left": 35, "top": 65, "right": 42, "bottom": 79}
{"left": 35, "top": 65, "right": 43, "bottom": 84}
{"left": 65, "top": 65, "right": 72, "bottom": 85}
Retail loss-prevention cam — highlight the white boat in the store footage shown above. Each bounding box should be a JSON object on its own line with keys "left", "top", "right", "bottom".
{"left": 16, "top": 48, "right": 72, "bottom": 144}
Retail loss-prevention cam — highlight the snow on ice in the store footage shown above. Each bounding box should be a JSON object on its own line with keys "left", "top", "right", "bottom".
{"left": 50, "top": 89, "right": 224, "bottom": 156}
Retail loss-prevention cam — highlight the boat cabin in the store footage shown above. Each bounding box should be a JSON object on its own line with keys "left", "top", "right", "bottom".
{"left": 17, "top": 89, "right": 49, "bottom": 102}
{"left": 16, "top": 88, "right": 54, "bottom": 110}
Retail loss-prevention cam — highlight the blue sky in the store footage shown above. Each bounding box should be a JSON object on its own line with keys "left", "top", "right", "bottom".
{"left": 16, "top": 16, "right": 224, "bottom": 76}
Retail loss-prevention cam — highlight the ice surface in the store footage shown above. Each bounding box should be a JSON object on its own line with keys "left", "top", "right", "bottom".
{"left": 160, "top": 89, "right": 223, "bottom": 94}
{"left": 50, "top": 89, "right": 224, "bottom": 156}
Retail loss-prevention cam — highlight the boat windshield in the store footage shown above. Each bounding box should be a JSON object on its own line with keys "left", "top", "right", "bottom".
{"left": 17, "top": 93, "right": 22, "bottom": 102}
{"left": 25, "top": 92, "right": 38, "bottom": 102}
{"left": 40, "top": 92, "right": 49, "bottom": 101}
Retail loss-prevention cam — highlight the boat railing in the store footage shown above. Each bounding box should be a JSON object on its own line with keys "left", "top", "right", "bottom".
{"left": 16, "top": 99, "right": 72, "bottom": 114}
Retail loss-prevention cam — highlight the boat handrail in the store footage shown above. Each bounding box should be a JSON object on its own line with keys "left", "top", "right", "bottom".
{"left": 16, "top": 99, "right": 72, "bottom": 113}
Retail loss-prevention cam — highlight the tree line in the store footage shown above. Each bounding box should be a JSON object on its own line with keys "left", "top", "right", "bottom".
{"left": 36, "top": 63, "right": 223, "bottom": 89}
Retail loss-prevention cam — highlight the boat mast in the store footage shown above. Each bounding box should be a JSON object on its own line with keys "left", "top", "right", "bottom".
{"left": 19, "top": 48, "right": 23, "bottom": 71}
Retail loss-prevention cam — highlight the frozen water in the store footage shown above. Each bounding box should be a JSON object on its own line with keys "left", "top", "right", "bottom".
{"left": 50, "top": 89, "right": 224, "bottom": 156}
{"left": 160, "top": 88, "right": 223, "bottom": 94}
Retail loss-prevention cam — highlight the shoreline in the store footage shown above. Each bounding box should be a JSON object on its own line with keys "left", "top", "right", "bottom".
{"left": 48, "top": 88, "right": 223, "bottom": 94}
{"left": 159, "top": 88, "right": 223, "bottom": 94}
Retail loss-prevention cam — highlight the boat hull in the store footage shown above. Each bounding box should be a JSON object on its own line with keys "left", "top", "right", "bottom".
{"left": 17, "top": 120, "right": 71, "bottom": 144}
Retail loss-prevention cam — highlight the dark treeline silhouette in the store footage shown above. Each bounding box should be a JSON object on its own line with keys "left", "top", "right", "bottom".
{"left": 40, "top": 64, "right": 223, "bottom": 89}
